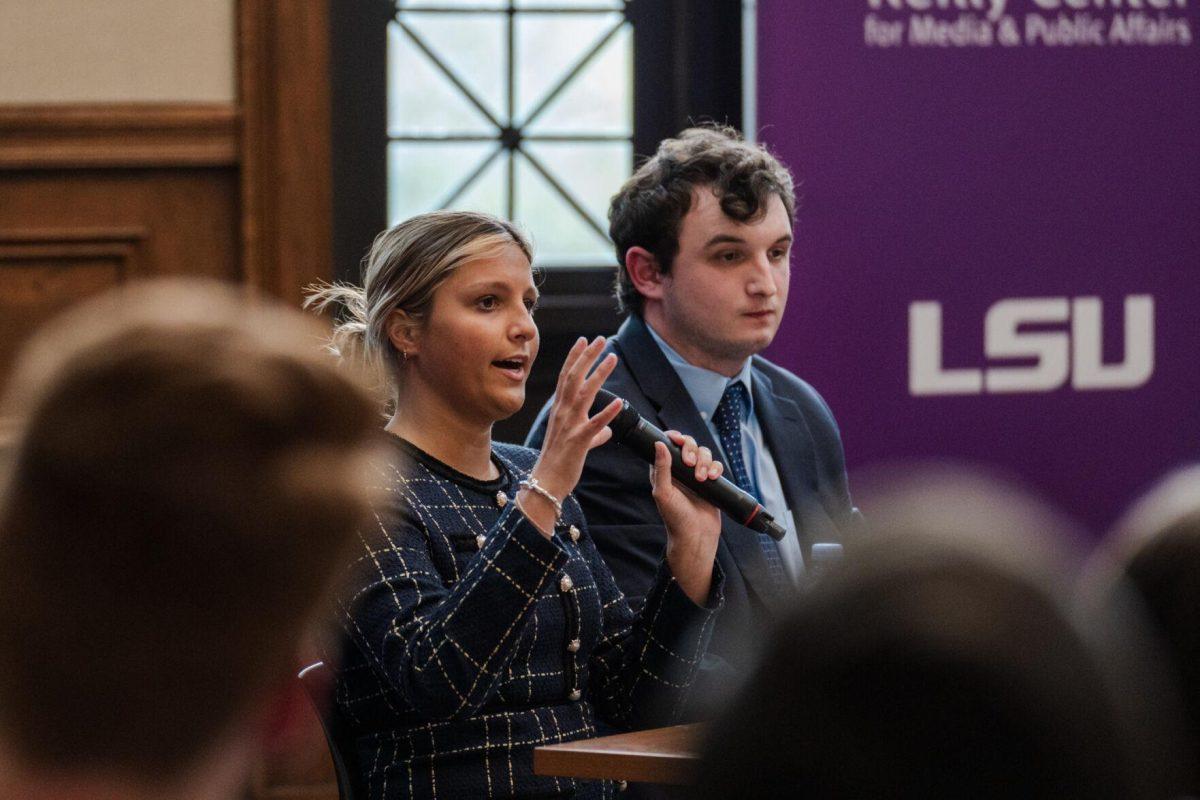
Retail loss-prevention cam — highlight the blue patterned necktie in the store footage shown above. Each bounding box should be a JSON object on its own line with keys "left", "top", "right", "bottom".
{"left": 713, "top": 382, "right": 787, "bottom": 588}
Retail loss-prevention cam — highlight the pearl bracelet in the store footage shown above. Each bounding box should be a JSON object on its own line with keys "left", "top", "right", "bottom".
{"left": 518, "top": 477, "right": 563, "bottom": 524}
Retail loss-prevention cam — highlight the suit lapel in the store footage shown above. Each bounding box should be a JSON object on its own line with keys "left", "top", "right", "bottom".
{"left": 614, "top": 316, "right": 724, "bottom": 455}
{"left": 751, "top": 364, "right": 831, "bottom": 558}
{"left": 615, "top": 317, "right": 776, "bottom": 605}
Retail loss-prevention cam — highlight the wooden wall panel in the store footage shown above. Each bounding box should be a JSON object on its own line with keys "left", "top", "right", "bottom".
{"left": 0, "top": 169, "right": 240, "bottom": 395}
{"left": 237, "top": 0, "right": 334, "bottom": 307}
{"left": 0, "top": 171, "right": 240, "bottom": 277}
{"left": 237, "top": 3, "right": 340, "bottom": 797}
{"left": 0, "top": 227, "right": 145, "bottom": 389}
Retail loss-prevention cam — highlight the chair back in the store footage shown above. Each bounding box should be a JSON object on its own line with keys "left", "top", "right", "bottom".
{"left": 298, "top": 661, "right": 363, "bottom": 800}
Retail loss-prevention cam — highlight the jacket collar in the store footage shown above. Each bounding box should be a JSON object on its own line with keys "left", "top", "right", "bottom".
{"left": 642, "top": 320, "right": 754, "bottom": 423}
{"left": 750, "top": 364, "right": 823, "bottom": 551}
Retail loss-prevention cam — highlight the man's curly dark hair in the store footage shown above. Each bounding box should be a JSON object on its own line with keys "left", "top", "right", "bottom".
{"left": 608, "top": 125, "right": 797, "bottom": 317}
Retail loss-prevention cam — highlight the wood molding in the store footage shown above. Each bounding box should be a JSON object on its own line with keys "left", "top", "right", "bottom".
{"left": 0, "top": 227, "right": 149, "bottom": 275}
{"left": 0, "top": 227, "right": 149, "bottom": 244}
{"left": 0, "top": 227, "right": 153, "bottom": 403}
{"left": 238, "top": 0, "right": 334, "bottom": 303}
{"left": 0, "top": 104, "right": 239, "bottom": 169}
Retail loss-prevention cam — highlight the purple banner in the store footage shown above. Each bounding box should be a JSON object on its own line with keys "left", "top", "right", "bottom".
{"left": 758, "top": 0, "right": 1200, "bottom": 534}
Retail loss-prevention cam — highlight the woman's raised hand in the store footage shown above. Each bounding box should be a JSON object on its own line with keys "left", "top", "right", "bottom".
{"left": 651, "top": 432, "right": 723, "bottom": 605}
{"left": 522, "top": 337, "right": 622, "bottom": 536}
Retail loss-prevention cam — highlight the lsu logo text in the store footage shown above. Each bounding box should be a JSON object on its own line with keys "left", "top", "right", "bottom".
{"left": 909, "top": 296, "right": 1154, "bottom": 396}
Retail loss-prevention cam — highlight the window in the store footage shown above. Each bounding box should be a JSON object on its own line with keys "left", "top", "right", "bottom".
{"left": 387, "top": 1, "right": 633, "bottom": 267}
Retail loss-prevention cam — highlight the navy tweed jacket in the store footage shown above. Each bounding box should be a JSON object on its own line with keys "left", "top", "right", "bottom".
{"left": 332, "top": 437, "right": 723, "bottom": 799}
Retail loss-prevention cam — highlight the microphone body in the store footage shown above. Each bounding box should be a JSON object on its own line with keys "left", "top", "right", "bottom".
{"left": 593, "top": 389, "right": 787, "bottom": 542}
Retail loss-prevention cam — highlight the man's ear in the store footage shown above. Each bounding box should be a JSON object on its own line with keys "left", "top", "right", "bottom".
{"left": 625, "top": 246, "right": 666, "bottom": 303}
{"left": 385, "top": 309, "right": 419, "bottom": 360}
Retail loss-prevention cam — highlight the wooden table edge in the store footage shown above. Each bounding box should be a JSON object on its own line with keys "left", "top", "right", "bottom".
{"left": 533, "top": 723, "right": 704, "bottom": 786}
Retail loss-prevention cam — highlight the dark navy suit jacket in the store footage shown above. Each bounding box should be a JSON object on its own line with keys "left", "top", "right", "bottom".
{"left": 527, "top": 315, "right": 859, "bottom": 710}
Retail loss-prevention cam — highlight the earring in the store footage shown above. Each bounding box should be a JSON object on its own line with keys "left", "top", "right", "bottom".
{"left": 401, "top": 349, "right": 409, "bottom": 361}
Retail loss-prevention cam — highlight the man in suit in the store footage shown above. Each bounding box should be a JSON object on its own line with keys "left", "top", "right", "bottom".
{"left": 528, "top": 126, "right": 859, "bottom": 709}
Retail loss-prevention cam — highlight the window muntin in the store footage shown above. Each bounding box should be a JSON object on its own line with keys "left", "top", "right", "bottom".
{"left": 388, "top": 1, "right": 632, "bottom": 268}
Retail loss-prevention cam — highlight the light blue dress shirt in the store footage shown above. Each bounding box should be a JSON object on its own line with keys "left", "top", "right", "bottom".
{"left": 644, "top": 323, "right": 804, "bottom": 582}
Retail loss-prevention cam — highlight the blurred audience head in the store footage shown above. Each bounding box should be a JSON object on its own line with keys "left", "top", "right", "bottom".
{"left": 608, "top": 124, "right": 796, "bottom": 317}
{"left": 0, "top": 279, "right": 382, "bottom": 799}
{"left": 1092, "top": 465, "right": 1200, "bottom": 792}
{"left": 306, "top": 209, "right": 532, "bottom": 408}
{"left": 697, "top": 469, "right": 1189, "bottom": 800}
{"left": 0, "top": 421, "right": 14, "bottom": 498}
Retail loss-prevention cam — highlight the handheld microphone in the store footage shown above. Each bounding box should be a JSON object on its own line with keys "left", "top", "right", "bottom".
{"left": 592, "top": 389, "right": 787, "bottom": 541}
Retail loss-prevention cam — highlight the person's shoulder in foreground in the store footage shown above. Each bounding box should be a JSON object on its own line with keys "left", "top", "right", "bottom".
{"left": 697, "top": 473, "right": 1193, "bottom": 799}
{"left": 0, "top": 278, "right": 382, "bottom": 800}
{"left": 1087, "top": 465, "right": 1200, "bottom": 794}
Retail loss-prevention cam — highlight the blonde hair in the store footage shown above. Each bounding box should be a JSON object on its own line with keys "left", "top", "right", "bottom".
{"left": 306, "top": 210, "right": 533, "bottom": 406}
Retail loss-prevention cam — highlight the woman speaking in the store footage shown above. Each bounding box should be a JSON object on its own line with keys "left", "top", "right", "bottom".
{"left": 309, "top": 211, "right": 724, "bottom": 799}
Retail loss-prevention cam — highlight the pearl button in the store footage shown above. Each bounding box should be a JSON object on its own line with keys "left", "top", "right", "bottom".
{"left": 566, "top": 638, "right": 581, "bottom": 653}
{"left": 559, "top": 574, "right": 573, "bottom": 592}
{"left": 568, "top": 688, "right": 582, "bottom": 702}
{"left": 568, "top": 525, "right": 581, "bottom": 543}
{"left": 495, "top": 491, "right": 508, "bottom": 508}
{"left": 475, "top": 534, "right": 486, "bottom": 550}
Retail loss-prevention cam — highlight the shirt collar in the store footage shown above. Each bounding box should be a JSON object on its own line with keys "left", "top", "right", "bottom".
{"left": 644, "top": 321, "right": 754, "bottom": 422}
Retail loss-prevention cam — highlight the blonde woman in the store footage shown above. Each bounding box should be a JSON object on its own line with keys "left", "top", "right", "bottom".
{"left": 309, "top": 211, "right": 724, "bottom": 799}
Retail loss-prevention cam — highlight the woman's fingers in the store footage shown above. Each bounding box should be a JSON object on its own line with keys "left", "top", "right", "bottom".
{"left": 554, "top": 340, "right": 617, "bottom": 438}
{"left": 561, "top": 336, "right": 607, "bottom": 399}
{"left": 589, "top": 424, "right": 614, "bottom": 450}
{"left": 585, "top": 397, "right": 623, "bottom": 442}
{"left": 536, "top": 338, "right": 617, "bottom": 503}
{"left": 555, "top": 336, "right": 589, "bottom": 395}
{"left": 574, "top": 337, "right": 609, "bottom": 396}
{"left": 579, "top": 352, "right": 617, "bottom": 402}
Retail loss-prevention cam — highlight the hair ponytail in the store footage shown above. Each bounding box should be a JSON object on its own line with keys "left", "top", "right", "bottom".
{"left": 304, "top": 282, "right": 391, "bottom": 411}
